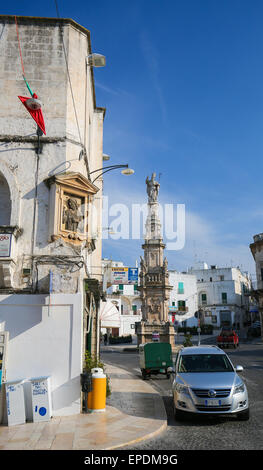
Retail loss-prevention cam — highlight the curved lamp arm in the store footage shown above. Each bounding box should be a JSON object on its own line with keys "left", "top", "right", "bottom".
{"left": 91, "top": 164, "right": 130, "bottom": 184}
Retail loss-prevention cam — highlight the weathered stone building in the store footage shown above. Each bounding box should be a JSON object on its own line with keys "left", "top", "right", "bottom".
{"left": 249, "top": 233, "right": 263, "bottom": 340}
{"left": 0, "top": 15, "right": 105, "bottom": 416}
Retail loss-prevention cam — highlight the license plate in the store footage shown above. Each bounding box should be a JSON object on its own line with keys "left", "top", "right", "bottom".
{"left": 205, "top": 399, "right": 221, "bottom": 407}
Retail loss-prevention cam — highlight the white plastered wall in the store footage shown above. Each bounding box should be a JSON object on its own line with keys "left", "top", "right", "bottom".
{"left": 0, "top": 293, "right": 83, "bottom": 418}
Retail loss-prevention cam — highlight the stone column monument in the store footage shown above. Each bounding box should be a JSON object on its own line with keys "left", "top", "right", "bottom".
{"left": 135, "top": 173, "right": 176, "bottom": 350}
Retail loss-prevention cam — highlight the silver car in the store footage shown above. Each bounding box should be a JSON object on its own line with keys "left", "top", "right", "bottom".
{"left": 170, "top": 346, "right": 249, "bottom": 421}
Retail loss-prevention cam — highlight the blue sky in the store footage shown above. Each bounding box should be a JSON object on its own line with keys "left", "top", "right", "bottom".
{"left": 3, "top": 1, "right": 263, "bottom": 276}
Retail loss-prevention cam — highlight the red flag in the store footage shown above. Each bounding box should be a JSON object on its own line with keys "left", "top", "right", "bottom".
{"left": 18, "top": 93, "right": 46, "bottom": 135}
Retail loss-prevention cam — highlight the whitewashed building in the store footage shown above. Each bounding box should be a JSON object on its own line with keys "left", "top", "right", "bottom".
{"left": 189, "top": 263, "right": 252, "bottom": 330}
{"left": 168, "top": 271, "right": 198, "bottom": 327}
{"left": 0, "top": 16, "right": 105, "bottom": 417}
{"left": 101, "top": 260, "right": 142, "bottom": 337}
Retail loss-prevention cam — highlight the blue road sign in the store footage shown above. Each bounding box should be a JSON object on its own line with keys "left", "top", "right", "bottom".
{"left": 128, "top": 268, "right": 138, "bottom": 283}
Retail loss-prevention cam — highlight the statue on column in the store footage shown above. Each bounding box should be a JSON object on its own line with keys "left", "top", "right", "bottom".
{"left": 146, "top": 173, "right": 160, "bottom": 203}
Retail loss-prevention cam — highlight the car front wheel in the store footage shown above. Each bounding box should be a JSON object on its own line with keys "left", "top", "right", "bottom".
{"left": 236, "top": 408, "right": 250, "bottom": 421}
{"left": 173, "top": 402, "right": 186, "bottom": 421}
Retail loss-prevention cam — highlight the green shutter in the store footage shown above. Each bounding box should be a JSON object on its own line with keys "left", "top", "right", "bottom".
{"left": 178, "top": 300, "right": 186, "bottom": 309}
{"left": 178, "top": 282, "right": 184, "bottom": 294}
{"left": 86, "top": 318, "right": 92, "bottom": 353}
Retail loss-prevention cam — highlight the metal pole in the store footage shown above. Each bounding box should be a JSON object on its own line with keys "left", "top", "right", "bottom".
{"left": 31, "top": 127, "right": 42, "bottom": 291}
{"left": 198, "top": 310, "right": 201, "bottom": 346}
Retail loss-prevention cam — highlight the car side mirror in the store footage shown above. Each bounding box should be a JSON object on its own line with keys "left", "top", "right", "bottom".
{"left": 167, "top": 367, "right": 175, "bottom": 374}
{"left": 236, "top": 365, "right": 244, "bottom": 373}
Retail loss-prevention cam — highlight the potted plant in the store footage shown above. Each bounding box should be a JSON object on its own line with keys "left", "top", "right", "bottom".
{"left": 84, "top": 351, "right": 111, "bottom": 397}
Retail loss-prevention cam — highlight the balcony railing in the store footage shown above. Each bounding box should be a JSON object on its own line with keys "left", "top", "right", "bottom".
{"left": 177, "top": 306, "right": 189, "bottom": 314}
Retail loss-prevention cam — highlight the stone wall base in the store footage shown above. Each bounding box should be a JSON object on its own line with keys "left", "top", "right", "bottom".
{"left": 135, "top": 321, "right": 180, "bottom": 353}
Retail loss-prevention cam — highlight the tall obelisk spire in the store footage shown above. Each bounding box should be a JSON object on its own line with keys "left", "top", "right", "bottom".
{"left": 135, "top": 173, "right": 175, "bottom": 351}
{"left": 139, "top": 173, "right": 172, "bottom": 323}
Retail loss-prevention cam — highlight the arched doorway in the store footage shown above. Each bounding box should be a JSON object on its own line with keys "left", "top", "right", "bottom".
{"left": 0, "top": 172, "right": 11, "bottom": 226}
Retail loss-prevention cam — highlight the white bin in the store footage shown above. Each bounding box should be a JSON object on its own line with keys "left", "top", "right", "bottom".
{"left": 5, "top": 380, "right": 26, "bottom": 426}
{"left": 30, "top": 376, "right": 52, "bottom": 422}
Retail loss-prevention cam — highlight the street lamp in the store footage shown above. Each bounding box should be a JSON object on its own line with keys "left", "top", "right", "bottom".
{"left": 86, "top": 54, "right": 106, "bottom": 67}
{"left": 90, "top": 164, "right": 135, "bottom": 184}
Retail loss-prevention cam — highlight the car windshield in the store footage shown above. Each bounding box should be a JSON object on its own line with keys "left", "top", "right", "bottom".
{"left": 178, "top": 354, "right": 234, "bottom": 373}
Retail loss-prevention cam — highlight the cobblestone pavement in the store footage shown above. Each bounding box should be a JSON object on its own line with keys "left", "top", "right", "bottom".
{"left": 104, "top": 341, "right": 263, "bottom": 451}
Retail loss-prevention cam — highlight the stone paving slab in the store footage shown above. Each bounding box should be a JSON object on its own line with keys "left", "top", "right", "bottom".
{"left": 0, "top": 362, "right": 167, "bottom": 450}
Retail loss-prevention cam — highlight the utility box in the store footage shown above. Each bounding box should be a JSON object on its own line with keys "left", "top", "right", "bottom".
{"left": 30, "top": 377, "right": 52, "bottom": 422}
{"left": 5, "top": 380, "right": 26, "bottom": 426}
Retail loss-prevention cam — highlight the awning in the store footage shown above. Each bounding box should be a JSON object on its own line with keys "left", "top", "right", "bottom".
{"left": 100, "top": 300, "right": 121, "bottom": 328}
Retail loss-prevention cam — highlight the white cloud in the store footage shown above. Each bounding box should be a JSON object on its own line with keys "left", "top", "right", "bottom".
{"left": 96, "top": 81, "right": 132, "bottom": 98}
{"left": 140, "top": 31, "right": 167, "bottom": 124}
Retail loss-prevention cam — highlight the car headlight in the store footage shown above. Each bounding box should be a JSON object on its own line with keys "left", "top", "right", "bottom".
{"left": 175, "top": 383, "right": 190, "bottom": 395}
{"left": 234, "top": 382, "right": 245, "bottom": 394}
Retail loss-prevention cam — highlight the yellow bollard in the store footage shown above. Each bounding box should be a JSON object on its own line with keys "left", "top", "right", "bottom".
{"left": 87, "top": 368, "right": 106, "bottom": 412}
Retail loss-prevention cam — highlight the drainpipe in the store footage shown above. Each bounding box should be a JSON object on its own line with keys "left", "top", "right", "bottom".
{"left": 31, "top": 127, "right": 42, "bottom": 291}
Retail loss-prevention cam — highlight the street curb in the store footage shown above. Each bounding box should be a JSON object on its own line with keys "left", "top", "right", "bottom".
{"left": 103, "top": 361, "right": 168, "bottom": 450}
{"left": 122, "top": 347, "right": 138, "bottom": 352}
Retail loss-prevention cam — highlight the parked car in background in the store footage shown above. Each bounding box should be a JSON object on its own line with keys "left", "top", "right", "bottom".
{"left": 169, "top": 346, "right": 249, "bottom": 421}
{"left": 216, "top": 327, "right": 239, "bottom": 349}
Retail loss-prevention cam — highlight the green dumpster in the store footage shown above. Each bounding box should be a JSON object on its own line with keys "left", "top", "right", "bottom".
{"left": 139, "top": 342, "right": 173, "bottom": 380}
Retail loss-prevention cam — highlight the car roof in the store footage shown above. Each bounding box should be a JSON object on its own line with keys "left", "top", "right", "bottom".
{"left": 180, "top": 346, "right": 225, "bottom": 355}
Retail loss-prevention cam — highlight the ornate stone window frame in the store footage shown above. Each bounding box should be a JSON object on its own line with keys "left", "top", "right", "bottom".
{"left": 45, "top": 172, "right": 99, "bottom": 247}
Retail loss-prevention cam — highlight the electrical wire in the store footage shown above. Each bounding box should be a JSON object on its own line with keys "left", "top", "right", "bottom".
{"left": 14, "top": 16, "right": 34, "bottom": 97}
{"left": 54, "top": 0, "right": 90, "bottom": 178}
{"left": 34, "top": 255, "right": 86, "bottom": 271}
{"left": 14, "top": 16, "right": 25, "bottom": 76}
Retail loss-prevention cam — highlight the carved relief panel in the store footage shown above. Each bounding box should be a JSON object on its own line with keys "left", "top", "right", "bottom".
{"left": 45, "top": 172, "right": 99, "bottom": 246}
{"left": 60, "top": 192, "right": 86, "bottom": 241}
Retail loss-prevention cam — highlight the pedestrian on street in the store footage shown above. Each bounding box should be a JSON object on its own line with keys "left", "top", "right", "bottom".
{"left": 104, "top": 333, "right": 108, "bottom": 345}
